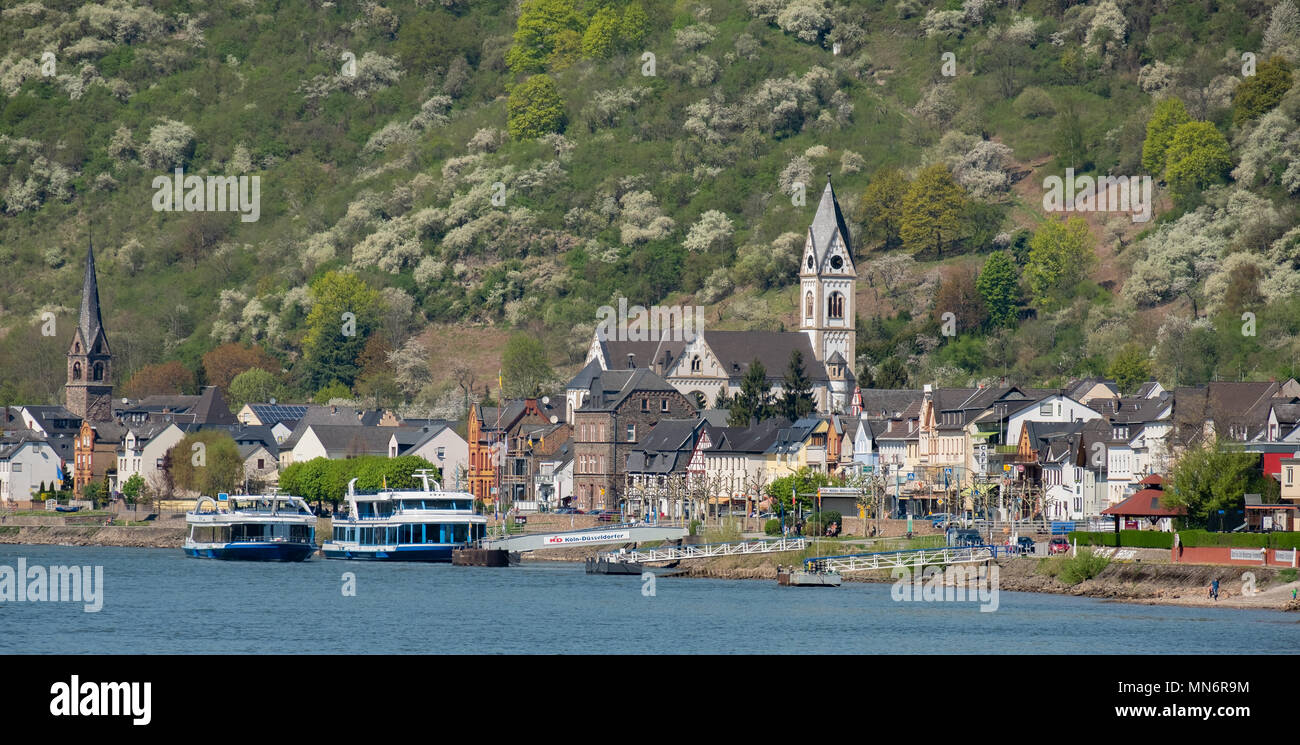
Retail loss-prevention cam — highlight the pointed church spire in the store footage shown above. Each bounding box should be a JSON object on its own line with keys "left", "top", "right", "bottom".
{"left": 79, "top": 231, "right": 105, "bottom": 351}
{"left": 809, "top": 175, "right": 853, "bottom": 259}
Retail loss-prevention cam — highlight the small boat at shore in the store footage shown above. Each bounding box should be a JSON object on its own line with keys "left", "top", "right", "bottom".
{"left": 183, "top": 494, "right": 317, "bottom": 562}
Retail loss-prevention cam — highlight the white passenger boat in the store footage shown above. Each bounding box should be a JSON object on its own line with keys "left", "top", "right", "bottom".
{"left": 322, "top": 470, "right": 487, "bottom": 561}
{"left": 184, "top": 493, "right": 317, "bottom": 562}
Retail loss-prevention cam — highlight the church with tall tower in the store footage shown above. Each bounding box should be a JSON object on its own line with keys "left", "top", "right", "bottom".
{"left": 582, "top": 176, "right": 858, "bottom": 413}
{"left": 66, "top": 238, "right": 114, "bottom": 423}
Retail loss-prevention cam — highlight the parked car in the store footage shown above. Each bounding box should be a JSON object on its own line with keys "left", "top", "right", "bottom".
{"left": 555, "top": 507, "right": 579, "bottom": 514}
{"left": 948, "top": 528, "right": 982, "bottom": 547}
{"left": 1049, "top": 536, "right": 1070, "bottom": 554}
{"left": 929, "top": 513, "right": 950, "bottom": 528}
{"left": 593, "top": 510, "right": 621, "bottom": 522}
{"left": 1015, "top": 536, "right": 1036, "bottom": 555}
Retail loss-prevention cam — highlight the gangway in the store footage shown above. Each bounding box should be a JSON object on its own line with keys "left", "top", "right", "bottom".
{"left": 803, "top": 544, "right": 1011, "bottom": 573}
{"left": 482, "top": 523, "right": 687, "bottom": 552}
{"left": 600, "top": 537, "right": 808, "bottom": 564}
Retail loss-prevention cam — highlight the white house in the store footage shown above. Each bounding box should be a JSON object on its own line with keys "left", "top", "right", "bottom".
{"left": 0, "top": 437, "right": 63, "bottom": 502}
{"left": 395, "top": 425, "right": 468, "bottom": 489}
{"left": 116, "top": 423, "right": 185, "bottom": 492}
{"left": 1005, "top": 394, "right": 1103, "bottom": 450}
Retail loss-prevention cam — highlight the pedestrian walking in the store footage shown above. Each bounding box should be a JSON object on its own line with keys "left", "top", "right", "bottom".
{"left": 1211, "top": 578, "right": 1220, "bottom": 601}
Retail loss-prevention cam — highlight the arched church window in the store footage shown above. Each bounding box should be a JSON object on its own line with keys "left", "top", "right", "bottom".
{"left": 691, "top": 355, "right": 702, "bottom": 373}
{"left": 805, "top": 292, "right": 814, "bottom": 319}
{"left": 93, "top": 362, "right": 104, "bottom": 381}
{"left": 73, "top": 362, "right": 82, "bottom": 380}
{"left": 828, "top": 292, "right": 844, "bottom": 319}
{"left": 74, "top": 342, "right": 81, "bottom": 353}
{"left": 806, "top": 256, "right": 814, "bottom": 270}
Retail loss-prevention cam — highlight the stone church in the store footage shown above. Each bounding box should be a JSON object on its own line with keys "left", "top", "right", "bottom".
{"left": 583, "top": 176, "right": 857, "bottom": 414}
{"left": 66, "top": 239, "right": 114, "bottom": 423}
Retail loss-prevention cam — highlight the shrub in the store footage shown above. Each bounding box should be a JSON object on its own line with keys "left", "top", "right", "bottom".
{"left": 805, "top": 510, "right": 842, "bottom": 536}
{"left": 507, "top": 74, "right": 566, "bottom": 141}
{"left": 1058, "top": 548, "right": 1110, "bottom": 585}
{"left": 1013, "top": 87, "right": 1055, "bottom": 119}
{"left": 1177, "top": 530, "right": 1300, "bottom": 549}
{"left": 1068, "top": 530, "right": 1174, "bottom": 549}
{"left": 764, "top": 518, "right": 782, "bottom": 536}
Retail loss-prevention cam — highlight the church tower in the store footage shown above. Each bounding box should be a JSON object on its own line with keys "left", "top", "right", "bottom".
{"left": 66, "top": 237, "right": 113, "bottom": 422}
{"left": 799, "top": 175, "right": 857, "bottom": 406}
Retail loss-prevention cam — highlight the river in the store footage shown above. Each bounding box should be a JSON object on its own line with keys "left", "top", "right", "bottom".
{"left": 0, "top": 545, "right": 1293, "bottom": 654}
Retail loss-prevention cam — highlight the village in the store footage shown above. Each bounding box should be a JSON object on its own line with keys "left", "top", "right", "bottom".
{"left": 2, "top": 181, "right": 1297, "bottom": 546}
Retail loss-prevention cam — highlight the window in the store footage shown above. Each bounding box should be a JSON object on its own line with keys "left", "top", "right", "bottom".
{"left": 436, "top": 447, "right": 445, "bottom": 460}
{"left": 691, "top": 356, "right": 701, "bottom": 373}
{"left": 12, "top": 463, "right": 20, "bottom": 472}
{"left": 1039, "top": 403, "right": 1052, "bottom": 416}
{"left": 257, "top": 458, "right": 265, "bottom": 469}
{"left": 661, "top": 399, "right": 669, "bottom": 412}
{"left": 827, "top": 292, "right": 844, "bottom": 319}
{"left": 626, "top": 423, "right": 636, "bottom": 441}
{"left": 641, "top": 398, "right": 649, "bottom": 411}
{"left": 805, "top": 292, "right": 814, "bottom": 318}
{"left": 73, "top": 363, "right": 82, "bottom": 381}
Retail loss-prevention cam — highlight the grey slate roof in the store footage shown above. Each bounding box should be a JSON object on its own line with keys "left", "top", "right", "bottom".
{"left": 809, "top": 178, "right": 853, "bottom": 260}
{"left": 78, "top": 238, "right": 109, "bottom": 354}
{"left": 698, "top": 331, "right": 828, "bottom": 381}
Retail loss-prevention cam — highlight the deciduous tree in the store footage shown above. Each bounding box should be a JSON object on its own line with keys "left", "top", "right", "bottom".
{"left": 901, "top": 164, "right": 965, "bottom": 258}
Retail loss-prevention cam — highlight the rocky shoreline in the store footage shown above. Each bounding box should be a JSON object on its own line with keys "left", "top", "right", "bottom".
{"left": 0, "top": 525, "right": 185, "bottom": 549}
{"left": 529, "top": 545, "right": 1300, "bottom": 611}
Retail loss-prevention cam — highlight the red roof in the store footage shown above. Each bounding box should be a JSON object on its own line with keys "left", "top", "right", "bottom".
{"left": 1101, "top": 488, "right": 1186, "bottom": 517}
{"left": 1138, "top": 473, "right": 1165, "bottom": 486}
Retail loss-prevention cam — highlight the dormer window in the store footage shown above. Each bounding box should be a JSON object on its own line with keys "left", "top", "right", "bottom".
{"left": 691, "top": 355, "right": 701, "bottom": 373}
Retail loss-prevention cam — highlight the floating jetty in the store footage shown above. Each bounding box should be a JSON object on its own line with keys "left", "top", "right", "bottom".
{"left": 584, "top": 557, "right": 687, "bottom": 576}
{"left": 452, "top": 547, "right": 511, "bottom": 567}
{"left": 776, "top": 565, "right": 842, "bottom": 587}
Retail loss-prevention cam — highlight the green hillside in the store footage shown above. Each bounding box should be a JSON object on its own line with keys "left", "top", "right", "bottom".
{"left": 0, "top": 0, "right": 1298, "bottom": 412}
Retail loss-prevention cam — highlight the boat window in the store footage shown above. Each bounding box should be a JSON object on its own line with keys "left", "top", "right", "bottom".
{"left": 454, "top": 524, "right": 467, "bottom": 542}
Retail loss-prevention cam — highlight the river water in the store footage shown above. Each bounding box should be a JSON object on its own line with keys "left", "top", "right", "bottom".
{"left": 0, "top": 545, "right": 1293, "bottom": 654}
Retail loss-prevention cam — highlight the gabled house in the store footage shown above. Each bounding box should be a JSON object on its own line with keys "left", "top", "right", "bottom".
{"left": 116, "top": 421, "right": 185, "bottom": 494}
{"left": 397, "top": 424, "right": 469, "bottom": 490}
{"left": 468, "top": 397, "right": 563, "bottom": 504}
{"left": 74, "top": 419, "right": 123, "bottom": 495}
{"left": 0, "top": 435, "right": 62, "bottom": 502}
{"left": 572, "top": 368, "right": 697, "bottom": 511}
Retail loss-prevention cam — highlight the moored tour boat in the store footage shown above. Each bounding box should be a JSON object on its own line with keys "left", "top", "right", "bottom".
{"left": 322, "top": 470, "right": 487, "bottom": 562}
{"left": 184, "top": 493, "right": 317, "bottom": 561}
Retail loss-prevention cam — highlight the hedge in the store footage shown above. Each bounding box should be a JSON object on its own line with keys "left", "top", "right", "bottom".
{"left": 1067, "top": 530, "right": 1174, "bottom": 549}
{"left": 1176, "top": 530, "right": 1300, "bottom": 549}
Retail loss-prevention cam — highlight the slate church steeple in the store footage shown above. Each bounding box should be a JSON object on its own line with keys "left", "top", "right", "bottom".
{"left": 66, "top": 236, "right": 113, "bottom": 422}
{"left": 799, "top": 174, "right": 856, "bottom": 409}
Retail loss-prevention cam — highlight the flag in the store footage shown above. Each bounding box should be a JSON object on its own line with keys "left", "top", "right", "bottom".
{"left": 56, "top": 462, "right": 65, "bottom": 483}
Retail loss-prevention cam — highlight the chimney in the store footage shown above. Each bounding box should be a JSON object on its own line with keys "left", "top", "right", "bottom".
{"left": 626, "top": 353, "right": 636, "bottom": 369}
